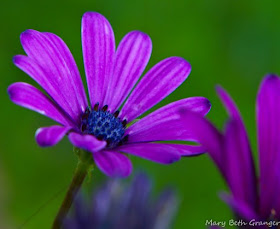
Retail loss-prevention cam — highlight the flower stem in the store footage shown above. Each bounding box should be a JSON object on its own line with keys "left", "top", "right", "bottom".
{"left": 52, "top": 149, "right": 93, "bottom": 229}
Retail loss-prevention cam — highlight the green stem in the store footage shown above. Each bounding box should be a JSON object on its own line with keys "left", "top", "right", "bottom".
{"left": 52, "top": 149, "right": 93, "bottom": 229}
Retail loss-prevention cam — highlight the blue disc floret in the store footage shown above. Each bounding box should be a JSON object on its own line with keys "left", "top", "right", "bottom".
{"left": 81, "top": 105, "right": 126, "bottom": 147}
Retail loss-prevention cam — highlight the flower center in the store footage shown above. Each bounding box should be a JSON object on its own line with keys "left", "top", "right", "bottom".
{"left": 80, "top": 105, "right": 126, "bottom": 147}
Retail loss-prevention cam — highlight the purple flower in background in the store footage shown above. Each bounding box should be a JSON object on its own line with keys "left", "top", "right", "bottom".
{"left": 62, "top": 173, "right": 178, "bottom": 229}
{"left": 180, "top": 75, "right": 280, "bottom": 228}
{"left": 8, "top": 12, "right": 211, "bottom": 177}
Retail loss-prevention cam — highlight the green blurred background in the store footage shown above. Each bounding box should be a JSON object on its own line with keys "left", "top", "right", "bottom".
{"left": 1, "top": 0, "right": 280, "bottom": 228}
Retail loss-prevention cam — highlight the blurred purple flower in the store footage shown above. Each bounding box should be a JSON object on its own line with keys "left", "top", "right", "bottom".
{"left": 180, "top": 75, "right": 280, "bottom": 227}
{"left": 62, "top": 173, "right": 178, "bottom": 229}
{"left": 8, "top": 12, "right": 211, "bottom": 177}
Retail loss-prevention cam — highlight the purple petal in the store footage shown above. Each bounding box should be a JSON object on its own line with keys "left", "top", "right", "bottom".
{"left": 103, "top": 31, "right": 152, "bottom": 112}
{"left": 19, "top": 29, "right": 87, "bottom": 123}
{"left": 275, "top": 164, "right": 280, "bottom": 217}
{"left": 35, "top": 125, "right": 71, "bottom": 147}
{"left": 117, "top": 143, "right": 180, "bottom": 164}
{"left": 43, "top": 32, "right": 88, "bottom": 109}
{"left": 220, "top": 192, "right": 260, "bottom": 222}
{"left": 216, "top": 85, "right": 242, "bottom": 121}
{"left": 68, "top": 132, "right": 106, "bottom": 153}
{"left": 8, "top": 82, "right": 72, "bottom": 126}
{"left": 216, "top": 86, "right": 257, "bottom": 207}
{"left": 13, "top": 55, "right": 75, "bottom": 124}
{"left": 257, "top": 74, "right": 280, "bottom": 218}
{"left": 82, "top": 12, "right": 115, "bottom": 108}
{"left": 179, "top": 111, "right": 225, "bottom": 175}
{"left": 126, "top": 97, "right": 211, "bottom": 143}
{"left": 164, "top": 144, "right": 205, "bottom": 156}
{"left": 93, "top": 150, "right": 132, "bottom": 177}
{"left": 120, "top": 57, "right": 191, "bottom": 123}
{"left": 224, "top": 119, "right": 257, "bottom": 211}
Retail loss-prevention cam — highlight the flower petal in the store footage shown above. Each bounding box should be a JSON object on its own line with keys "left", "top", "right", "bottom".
{"left": 179, "top": 111, "right": 225, "bottom": 175}
{"left": 216, "top": 86, "right": 257, "bottom": 205}
{"left": 126, "top": 97, "right": 211, "bottom": 143}
{"left": 13, "top": 55, "right": 74, "bottom": 124}
{"left": 120, "top": 57, "right": 191, "bottom": 123}
{"left": 19, "top": 29, "right": 87, "bottom": 123}
{"left": 43, "top": 32, "right": 88, "bottom": 110}
{"left": 275, "top": 165, "right": 280, "bottom": 217}
{"left": 117, "top": 143, "right": 180, "bottom": 164}
{"left": 82, "top": 12, "right": 115, "bottom": 108}
{"left": 8, "top": 82, "right": 72, "bottom": 126}
{"left": 164, "top": 144, "right": 205, "bottom": 156}
{"left": 257, "top": 74, "right": 280, "bottom": 218}
{"left": 68, "top": 132, "right": 106, "bottom": 153}
{"left": 224, "top": 119, "right": 257, "bottom": 211}
{"left": 103, "top": 31, "right": 152, "bottom": 112}
{"left": 216, "top": 85, "right": 241, "bottom": 120}
{"left": 93, "top": 150, "right": 132, "bottom": 177}
{"left": 35, "top": 125, "right": 71, "bottom": 147}
{"left": 220, "top": 193, "right": 260, "bottom": 222}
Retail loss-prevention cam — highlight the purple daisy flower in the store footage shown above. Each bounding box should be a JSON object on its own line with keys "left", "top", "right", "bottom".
{"left": 62, "top": 173, "right": 178, "bottom": 229}
{"left": 180, "top": 75, "right": 280, "bottom": 228}
{"left": 8, "top": 12, "right": 211, "bottom": 177}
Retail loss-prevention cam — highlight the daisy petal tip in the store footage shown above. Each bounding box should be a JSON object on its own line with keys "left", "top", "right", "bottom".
{"left": 181, "top": 152, "right": 205, "bottom": 157}
{"left": 7, "top": 84, "right": 14, "bottom": 98}
{"left": 7, "top": 82, "right": 20, "bottom": 100}
{"left": 204, "top": 99, "right": 212, "bottom": 113}
{"left": 36, "top": 141, "right": 50, "bottom": 148}
{"left": 172, "top": 56, "right": 191, "bottom": 70}
{"left": 82, "top": 11, "right": 110, "bottom": 25}
{"left": 215, "top": 84, "right": 226, "bottom": 96}
{"left": 175, "top": 57, "right": 192, "bottom": 77}
{"left": 35, "top": 126, "right": 70, "bottom": 147}
{"left": 12, "top": 55, "right": 20, "bottom": 64}
{"left": 258, "top": 74, "right": 280, "bottom": 96}
{"left": 20, "top": 29, "right": 37, "bottom": 40}
{"left": 130, "top": 30, "right": 152, "bottom": 41}
{"left": 167, "top": 56, "right": 193, "bottom": 80}
{"left": 35, "top": 128, "right": 49, "bottom": 147}
{"left": 20, "top": 29, "right": 30, "bottom": 37}
{"left": 263, "top": 73, "right": 279, "bottom": 84}
{"left": 130, "top": 30, "right": 152, "bottom": 51}
{"left": 168, "top": 156, "right": 181, "bottom": 164}
{"left": 12, "top": 55, "right": 29, "bottom": 70}
{"left": 20, "top": 29, "right": 43, "bottom": 51}
{"left": 83, "top": 11, "right": 103, "bottom": 19}
{"left": 157, "top": 152, "right": 181, "bottom": 164}
{"left": 121, "top": 30, "right": 152, "bottom": 55}
{"left": 214, "top": 84, "right": 222, "bottom": 90}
